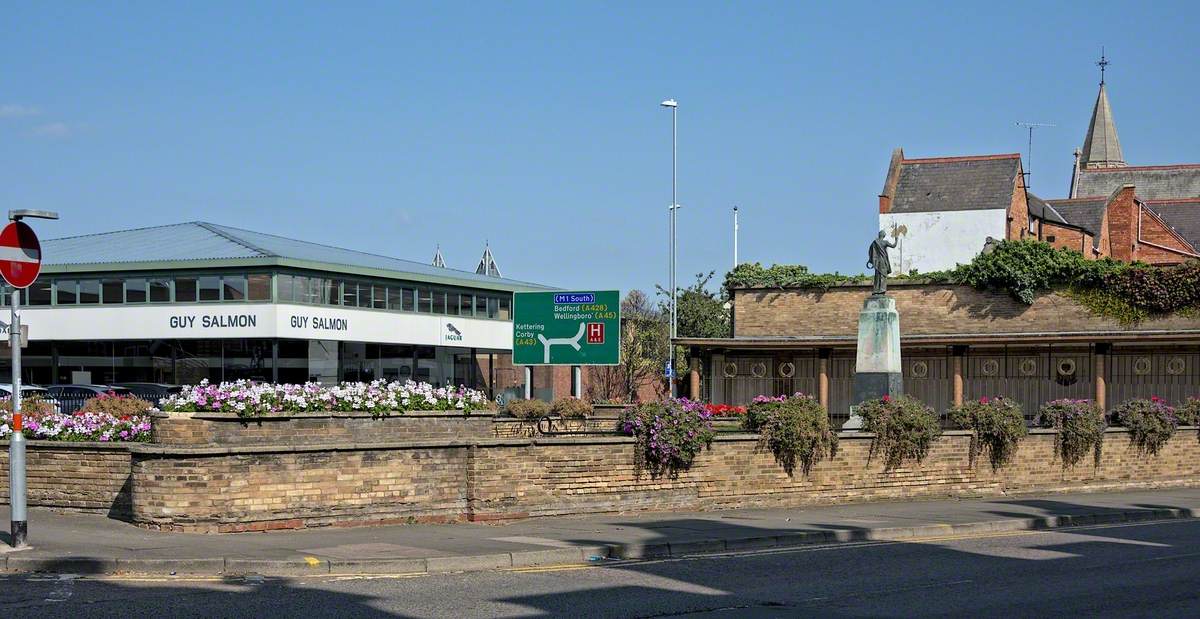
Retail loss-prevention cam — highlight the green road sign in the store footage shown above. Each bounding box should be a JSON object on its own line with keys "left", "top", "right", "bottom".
{"left": 513, "top": 290, "right": 620, "bottom": 365}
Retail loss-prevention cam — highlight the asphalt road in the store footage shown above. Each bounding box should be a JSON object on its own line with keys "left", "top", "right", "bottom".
{"left": 3, "top": 518, "right": 1199, "bottom": 618}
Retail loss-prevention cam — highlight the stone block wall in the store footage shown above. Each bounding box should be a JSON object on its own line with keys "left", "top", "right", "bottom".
{"left": 0, "top": 442, "right": 132, "bottom": 517}
{"left": 152, "top": 411, "right": 497, "bottom": 447}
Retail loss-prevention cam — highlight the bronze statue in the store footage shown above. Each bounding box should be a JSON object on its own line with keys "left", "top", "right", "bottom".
{"left": 867, "top": 230, "right": 896, "bottom": 295}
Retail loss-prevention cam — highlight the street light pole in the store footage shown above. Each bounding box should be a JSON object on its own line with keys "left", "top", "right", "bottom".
{"left": 733, "top": 206, "right": 739, "bottom": 268}
{"left": 661, "top": 99, "right": 678, "bottom": 398}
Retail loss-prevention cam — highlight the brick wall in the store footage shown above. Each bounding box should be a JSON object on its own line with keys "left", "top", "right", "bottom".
{"left": 733, "top": 283, "right": 1200, "bottom": 338}
{"left": 120, "top": 425, "right": 1200, "bottom": 531}
{"left": 151, "top": 411, "right": 496, "bottom": 447}
{"left": 0, "top": 442, "right": 132, "bottom": 517}
{"left": 1135, "top": 207, "right": 1197, "bottom": 265}
{"left": 1041, "top": 222, "right": 1093, "bottom": 256}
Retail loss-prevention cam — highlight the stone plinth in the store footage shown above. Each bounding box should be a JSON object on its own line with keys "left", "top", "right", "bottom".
{"left": 846, "top": 294, "right": 903, "bottom": 428}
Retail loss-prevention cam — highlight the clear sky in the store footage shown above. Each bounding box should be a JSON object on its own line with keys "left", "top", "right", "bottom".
{"left": 2, "top": 1, "right": 1197, "bottom": 294}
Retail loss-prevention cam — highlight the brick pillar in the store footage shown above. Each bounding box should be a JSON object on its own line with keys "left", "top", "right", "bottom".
{"left": 1095, "top": 343, "right": 1110, "bottom": 412}
{"left": 818, "top": 349, "right": 831, "bottom": 410}
{"left": 952, "top": 346, "right": 967, "bottom": 408}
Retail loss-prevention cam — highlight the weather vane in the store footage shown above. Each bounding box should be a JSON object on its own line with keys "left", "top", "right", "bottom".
{"left": 1097, "top": 47, "right": 1109, "bottom": 85}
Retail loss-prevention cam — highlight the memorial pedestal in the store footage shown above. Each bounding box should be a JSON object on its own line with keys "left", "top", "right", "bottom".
{"left": 843, "top": 294, "right": 903, "bottom": 429}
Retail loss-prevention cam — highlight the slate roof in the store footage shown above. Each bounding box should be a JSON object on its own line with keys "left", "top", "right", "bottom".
{"left": 41, "top": 222, "right": 551, "bottom": 291}
{"left": 1076, "top": 165, "right": 1200, "bottom": 201}
{"left": 1046, "top": 198, "right": 1107, "bottom": 248}
{"left": 889, "top": 154, "right": 1021, "bottom": 213}
{"left": 1080, "top": 84, "right": 1124, "bottom": 169}
{"left": 1145, "top": 199, "right": 1200, "bottom": 251}
{"left": 1027, "top": 192, "right": 1067, "bottom": 224}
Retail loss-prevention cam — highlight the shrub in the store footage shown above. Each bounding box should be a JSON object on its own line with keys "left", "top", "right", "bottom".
{"left": 619, "top": 399, "right": 715, "bottom": 478}
{"left": 1112, "top": 397, "right": 1178, "bottom": 456}
{"left": 0, "top": 396, "right": 59, "bottom": 415}
{"left": 1176, "top": 398, "right": 1200, "bottom": 426}
{"left": 550, "top": 397, "right": 592, "bottom": 419}
{"left": 80, "top": 392, "right": 152, "bottom": 417}
{"left": 857, "top": 395, "right": 941, "bottom": 470}
{"left": 1036, "top": 399, "right": 1106, "bottom": 468}
{"left": 505, "top": 399, "right": 551, "bottom": 420}
{"left": 743, "top": 393, "right": 805, "bottom": 431}
{"left": 756, "top": 394, "right": 837, "bottom": 476}
{"left": 948, "top": 396, "right": 1027, "bottom": 470}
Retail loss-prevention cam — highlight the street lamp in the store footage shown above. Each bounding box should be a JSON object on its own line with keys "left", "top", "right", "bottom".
{"left": 660, "top": 99, "right": 678, "bottom": 397}
{"left": 7, "top": 208, "right": 58, "bottom": 548}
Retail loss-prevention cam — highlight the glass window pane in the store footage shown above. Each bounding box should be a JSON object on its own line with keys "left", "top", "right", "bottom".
{"left": 28, "top": 280, "right": 52, "bottom": 306}
{"left": 175, "top": 277, "right": 197, "bottom": 302}
{"left": 223, "top": 275, "right": 246, "bottom": 301}
{"left": 459, "top": 293, "right": 473, "bottom": 316}
{"left": 148, "top": 278, "right": 170, "bottom": 302}
{"left": 476, "top": 295, "right": 488, "bottom": 317}
{"left": 125, "top": 278, "right": 147, "bottom": 303}
{"left": 102, "top": 279, "right": 124, "bottom": 304}
{"left": 56, "top": 280, "right": 77, "bottom": 305}
{"left": 498, "top": 297, "right": 511, "bottom": 320}
{"left": 431, "top": 290, "right": 446, "bottom": 314}
{"left": 276, "top": 274, "right": 294, "bottom": 303}
{"left": 322, "top": 279, "right": 338, "bottom": 305}
{"left": 79, "top": 280, "right": 100, "bottom": 304}
{"left": 247, "top": 274, "right": 271, "bottom": 301}
{"left": 446, "top": 293, "right": 460, "bottom": 315}
{"left": 418, "top": 288, "right": 432, "bottom": 313}
{"left": 198, "top": 276, "right": 221, "bottom": 301}
{"left": 341, "top": 280, "right": 356, "bottom": 306}
{"left": 387, "top": 286, "right": 402, "bottom": 310}
{"left": 372, "top": 285, "right": 386, "bottom": 309}
{"left": 291, "top": 276, "right": 309, "bottom": 303}
{"left": 402, "top": 288, "right": 415, "bottom": 311}
{"left": 487, "top": 297, "right": 499, "bottom": 318}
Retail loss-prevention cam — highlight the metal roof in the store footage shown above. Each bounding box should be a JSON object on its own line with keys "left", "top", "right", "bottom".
{"left": 40, "top": 221, "right": 554, "bottom": 292}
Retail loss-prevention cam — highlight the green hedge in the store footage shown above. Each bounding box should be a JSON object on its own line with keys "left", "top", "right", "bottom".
{"left": 725, "top": 240, "right": 1200, "bottom": 323}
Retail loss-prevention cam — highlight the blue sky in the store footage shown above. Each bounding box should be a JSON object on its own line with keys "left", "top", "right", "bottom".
{"left": 2, "top": 1, "right": 1197, "bottom": 294}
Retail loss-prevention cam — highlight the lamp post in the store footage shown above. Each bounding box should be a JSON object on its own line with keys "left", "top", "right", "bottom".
{"left": 6, "top": 208, "right": 57, "bottom": 548}
{"left": 660, "top": 99, "right": 678, "bottom": 397}
{"left": 732, "top": 206, "right": 739, "bottom": 268}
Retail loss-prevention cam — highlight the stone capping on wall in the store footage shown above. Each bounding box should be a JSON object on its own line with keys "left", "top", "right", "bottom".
{"left": 0, "top": 440, "right": 133, "bottom": 450}
{"left": 730, "top": 279, "right": 941, "bottom": 291}
{"left": 152, "top": 410, "right": 497, "bottom": 421}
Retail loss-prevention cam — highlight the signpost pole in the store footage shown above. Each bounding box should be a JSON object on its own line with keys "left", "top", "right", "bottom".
{"left": 523, "top": 367, "right": 532, "bottom": 400}
{"left": 571, "top": 365, "right": 581, "bottom": 398}
{"left": 8, "top": 288, "right": 27, "bottom": 547}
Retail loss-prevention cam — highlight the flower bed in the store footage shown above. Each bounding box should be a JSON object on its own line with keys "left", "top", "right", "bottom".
{"left": 1, "top": 404, "right": 152, "bottom": 442}
{"left": 158, "top": 379, "right": 492, "bottom": 418}
{"left": 1112, "top": 397, "right": 1178, "bottom": 455}
{"left": 619, "top": 398, "right": 715, "bottom": 478}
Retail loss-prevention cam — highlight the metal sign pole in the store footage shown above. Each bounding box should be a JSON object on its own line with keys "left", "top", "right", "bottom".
{"left": 9, "top": 287, "right": 27, "bottom": 547}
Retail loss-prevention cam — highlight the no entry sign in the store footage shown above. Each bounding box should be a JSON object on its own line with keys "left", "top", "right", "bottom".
{"left": 0, "top": 221, "right": 42, "bottom": 289}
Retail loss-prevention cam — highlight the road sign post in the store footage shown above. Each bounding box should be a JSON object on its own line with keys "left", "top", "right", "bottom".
{"left": 2, "top": 215, "right": 51, "bottom": 549}
{"left": 513, "top": 291, "right": 620, "bottom": 399}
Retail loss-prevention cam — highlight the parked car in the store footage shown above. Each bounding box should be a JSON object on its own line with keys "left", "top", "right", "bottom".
{"left": 0, "top": 384, "right": 61, "bottom": 413}
{"left": 45, "top": 385, "right": 135, "bottom": 414}
{"left": 114, "top": 383, "right": 182, "bottom": 404}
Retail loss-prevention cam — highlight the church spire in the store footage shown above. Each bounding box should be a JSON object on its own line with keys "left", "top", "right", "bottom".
{"left": 1079, "top": 51, "right": 1124, "bottom": 170}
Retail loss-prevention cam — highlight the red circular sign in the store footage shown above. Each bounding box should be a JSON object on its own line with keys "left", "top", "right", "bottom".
{"left": 0, "top": 221, "right": 42, "bottom": 289}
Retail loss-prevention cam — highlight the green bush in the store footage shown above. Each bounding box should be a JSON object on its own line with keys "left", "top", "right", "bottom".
{"left": 743, "top": 396, "right": 788, "bottom": 432}
{"left": 1112, "top": 397, "right": 1178, "bottom": 456}
{"left": 1036, "top": 399, "right": 1106, "bottom": 468}
{"left": 857, "top": 395, "right": 941, "bottom": 470}
{"left": 724, "top": 240, "right": 1200, "bottom": 323}
{"left": 756, "top": 395, "right": 838, "bottom": 476}
{"left": 550, "top": 397, "right": 592, "bottom": 419}
{"left": 1177, "top": 398, "right": 1200, "bottom": 426}
{"left": 948, "top": 396, "right": 1027, "bottom": 470}
{"left": 505, "top": 399, "right": 551, "bottom": 420}
{"left": 619, "top": 399, "right": 715, "bottom": 478}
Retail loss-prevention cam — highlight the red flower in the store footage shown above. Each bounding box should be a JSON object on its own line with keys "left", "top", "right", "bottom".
{"left": 881, "top": 395, "right": 891, "bottom": 403}
{"left": 980, "top": 396, "right": 990, "bottom": 404}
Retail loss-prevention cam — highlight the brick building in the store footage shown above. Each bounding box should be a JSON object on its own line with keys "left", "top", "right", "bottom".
{"left": 879, "top": 70, "right": 1200, "bottom": 272}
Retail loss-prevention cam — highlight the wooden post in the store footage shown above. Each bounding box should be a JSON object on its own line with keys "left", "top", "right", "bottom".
{"left": 818, "top": 349, "right": 831, "bottom": 410}
{"left": 1095, "top": 343, "right": 1109, "bottom": 411}
{"left": 689, "top": 368, "right": 700, "bottom": 400}
{"left": 952, "top": 346, "right": 966, "bottom": 408}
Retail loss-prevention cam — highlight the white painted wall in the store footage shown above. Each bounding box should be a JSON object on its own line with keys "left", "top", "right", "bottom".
{"left": 878, "top": 209, "right": 1007, "bottom": 274}
{"left": 15, "top": 303, "right": 513, "bottom": 350}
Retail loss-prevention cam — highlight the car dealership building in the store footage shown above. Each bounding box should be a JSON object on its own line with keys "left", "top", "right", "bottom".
{"left": 0, "top": 221, "right": 551, "bottom": 394}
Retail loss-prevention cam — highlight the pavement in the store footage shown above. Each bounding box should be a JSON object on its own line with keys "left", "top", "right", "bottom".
{"left": 2, "top": 487, "right": 1199, "bottom": 577}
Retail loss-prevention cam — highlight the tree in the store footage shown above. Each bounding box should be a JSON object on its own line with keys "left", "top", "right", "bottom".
{"left": 587, "top": 290, "right": 669, "bottom": 403}
{"left": 656, "top": 272, "right": 731, "bottom": 376}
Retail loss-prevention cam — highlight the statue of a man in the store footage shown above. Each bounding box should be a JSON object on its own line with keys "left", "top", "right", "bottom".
{"left": 867, "top": 230, "right": 896, "bottom": 295}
